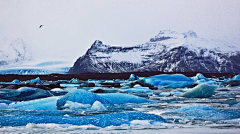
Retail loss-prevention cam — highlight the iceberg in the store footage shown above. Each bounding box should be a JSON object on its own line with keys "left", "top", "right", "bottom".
{"left": 180, "top": 84, "right": 217, "bottom": 98}
{"left": 31, "top": 77, "right": 41, "bottom": 83}
{"left": 9, "top": 97, "right": 59, "bottom": 110}
{"left": 142, "top": 74, "right": 194, "bottom": 89}
{"left": 233, "top": 74, "right": 240, "bottom": 80}
{"left": 191, "top": 73, "right": 210, "bottom": 81}
{"left": 0, "top": 87, "right": 53, "bottom": 101}
{"left": 69, "top": 78, "right": 84, "bottom": 84}
{"left": 0, "top": 103, "right": 9, "bottom": 109}
{"left": 56, "top": 89, "right": 112, "bottom": 110}
{"left": 99, "top": 93, "right": 153, "bottom": 104}
{"left": 120, "top": 87, "right": 153, "bottom": 93}
{"left": 129, "top": 74, "right": 139, "bottom": 81}
{"left": 11, "top": 79, "right": 20, "bottom": 83}
{"left": 91, "top": 101, "right": 107, "bottom": 111}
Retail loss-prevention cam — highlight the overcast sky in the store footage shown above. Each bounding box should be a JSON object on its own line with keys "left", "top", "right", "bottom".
{"left": 1, "top": 0, "right": 240, "bottom": 63}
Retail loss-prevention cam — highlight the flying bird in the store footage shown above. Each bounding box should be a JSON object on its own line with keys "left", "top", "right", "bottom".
{"left": 39, "top": 25, "right": 44, "bottom": 28}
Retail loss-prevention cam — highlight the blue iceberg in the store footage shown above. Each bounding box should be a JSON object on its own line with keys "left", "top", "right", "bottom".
{"left": 0, "top": 87, "right": 53, "bottom": 101}
{"left": 99, "top": 93, "right": 153, "bottom": 104}
{"left": 233, "top": 74, "right": 240, "bottom": 80}
{"left": 121, "top": 87, "right": 153, "bottom": 93}
{"left": 129, "top": 74, "right": 139, "bottom": 81}
{"left": 91, "top": 101, "right": 107, "bottom": 111}
{"left": 9, "top": 97, "right": 59, "bottom": 110}
{"left": 191, "top": 73, "right": 210, "bottom": 81}
{"left": 142, "top": 74, "right": 194, "bottom": 89}
{"left": 11, "top": 79, "right": 20, "bottom": 83}
{"left": 56, "top": 89, "right": 112, "bottom": 110}
{"left": 180, "top": 84, "right": 217, "bottom": 98}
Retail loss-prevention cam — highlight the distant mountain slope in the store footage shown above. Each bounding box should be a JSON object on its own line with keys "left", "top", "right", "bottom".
{"left": 69, "top": 30, "right": 240, "bottom": 74}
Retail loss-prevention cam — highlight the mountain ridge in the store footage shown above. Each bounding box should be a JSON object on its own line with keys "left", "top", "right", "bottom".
{"left": 69, "top": 30, "right": 240, "bottom": 74}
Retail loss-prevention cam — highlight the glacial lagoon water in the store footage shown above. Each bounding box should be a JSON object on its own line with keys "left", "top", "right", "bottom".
{"left": 0, "top": 73, "right": 240, "bottom": 133}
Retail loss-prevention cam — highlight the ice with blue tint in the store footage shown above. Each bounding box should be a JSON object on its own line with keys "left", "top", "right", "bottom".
{"left": 158, "top": 91, "right": 183, "bottom": 97}
{"left": 168, "top": 105, "right": 240, "bottom": 121}
{"left": 180, "top": 84, "right": 217, "bottom": 98}
{"left": 99, "top": 93, "right": 153, "bottom": 104}
{"left": 129, "top": 74, "right": 139, "bottom": 81}
{"left": 56, "top": 89, "right": 112, "bottom": 110}
{"left": 191, "top": 73, "right": 218, "bottom": 85}
{"left": 0, "top": 111, "right": 166, "bottom": 127}
{"left": 0, "top": 100, "right": 14, "bottom": 105}
{"left": 191, "top": 73, "right": 210, "bottom": 81}
{"left": 0, "top": 87, "right": 53, "bottom": 101}
{"left": 69, "top": 78, "right": 85, "bottom": 84}
{"left": 9, "top": 97, "right": 59, "bottom": 110}
{"left": 143, "top": 74, "right": 194, "bottom": 88}
{"left": 31, "top": 77, "right": 41, "bottom": 83}
{"left": 121, "top": 87, "right": 153, "bottom": 93}
{"left": 11, "top": 79, "right": 20, "bottom": 83}
{"left": 62, "top": 101, "right": 91, "bottom": 110}
{"left": 91, "top": 101, "right": 107, "bottom": 111}
{"left": 0, "top": 103, "right": 9, "bottom": 109}
{"left": 233, "top": 74, "right": 240, "bottom": 80}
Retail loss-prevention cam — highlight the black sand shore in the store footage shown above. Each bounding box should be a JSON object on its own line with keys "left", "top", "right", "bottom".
{"left": 0, "top": 72, "right": 237, "bottom": 82}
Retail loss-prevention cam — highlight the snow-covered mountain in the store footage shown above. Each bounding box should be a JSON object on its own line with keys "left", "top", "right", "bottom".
{"left": 69, "top": 30, "right": 240, "bottom": 74}
{"left": 0, "top": 39, "right": 31, "bottom": 67}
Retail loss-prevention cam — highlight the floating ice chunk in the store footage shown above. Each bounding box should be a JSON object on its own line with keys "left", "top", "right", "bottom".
{"left": 31, "top": 77, "right": 41, "bottom": 83}
{"left": 11, "top": 79, "right": 20, "bottom": 83}
{"left": 233, "top": 74, "right": 240, "bottom": 80}
{"left": 50, "top": 88, "right": 65, "bottom": 92}
{"left": 180, "top": 84, "right": 217, "bottom": 98}
{"left": 91, "top": 101, "right": 107, "bottom": 111}
{"left": 0, "top": 100, "right": 14, "bottom": 105}
{"left": 158, "top": 91, "right": 183, "bottom": 97}
{"left": 223, "top": 99, "right": 238, "bottom": 105}
{"left": 56, "top": 89, "right": 112, "bottom": 110}
{"left": 62, "top": 101, "right": 91, "bottom": 110}
{"left": 129, "top": 74, "right": 139, "bottom": 81}
{"left": 191, "top": 73, "right": 210, "bottom": 81}
{"left": 0, "top": 103, "right": 8, "bottom": 109}
{"left": 9, "top": 97, "right": 59, "bottom": 110}
{"left": 133, "top": 84, "right": 142, "bottom": 88}
{"left": 120, "top": 87, "right": 153, "bottom": 93}
{"left": 0, "top": 87, "right": 53, "bottom": 101}
{"left": 168, "top": 105, "right": 240, "bottom": 121}
{"left": 69, "top": 78, "right": 81, "bottom": 84}
{"left": 143, "top": 74, "right": 194, "bottom": 89}
{"left": 99, "top": 93, "right": 153, "bottom": 104}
